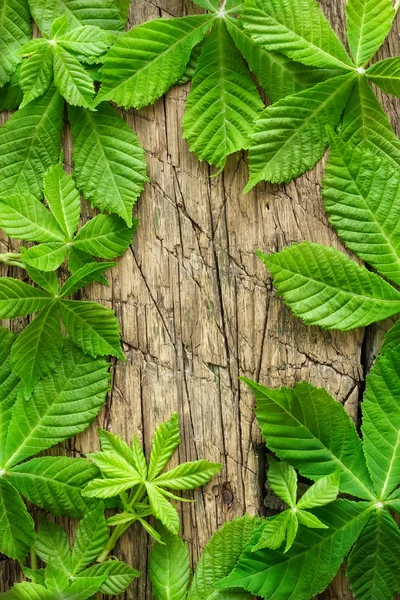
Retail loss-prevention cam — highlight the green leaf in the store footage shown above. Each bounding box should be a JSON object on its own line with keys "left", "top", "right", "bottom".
{"left": 10, "top": 303, "right": 63, "bottom": 398}
{"left": 246, "top": 378, "right": 375, "bottom": 500}
{"left": 217, "top": 500, "right": 371, "bottom": 600}
{"left": 59, "top": 262, "right": 116, "bottom": 297}
{"left": 112, "top": 0, "right": 131, "bottom": 21}
{"left": 0, "top": 68, "right": 23, "bottom": 111}
{"left": 96, "top": 14, "right": 215, "bottom": 109}
{"left": 25, "top": 265, "right": 59, "bottom": 295}
{"left": 192, "top": 0, "right": 218, "bottom": 9}
{"left": 65, "top": 577, "right": 105, "bottom": 599}
{"left": 0, "top": 0, "right": 31, "bottom": 87}
{"left": 44, "top": 163, "right": 81, "bottom": 240}
{"left": 2, "top": 340, "right": 110, "bottom": 469}
{"left": 149, "top": 525, "right": 190, "bottom": 600}
{"left": 0, "top": 194, "right": 65, "bottom": 243}
{"left": 260, "top": 242, "right": 400, "bottom": 330}
{"left": 367, "top": 57, "right": 400, "bottom": 98}
{"left": 53, "top": 45, "right": 95, "bottom": 108}
{"left": 67, "top": 248, "right": 108, "bottom": 287}
{"left": 347, "top": 509, "right": 400, "bottom": 600}
{"left": 296, "top": 472, "right": 339, "bottom": 509}
{"left": 267, "top": 459, "right": 297, "bottom": 508}
{"left": 86, "top": 450, "right": 141, "bottom": 479}
{"left": 245, "top": 73, "right": 355, "bottom": 190}
{"left": 45, "top": 560, "right": 69, "bottom": 595}
{"left": 340, "top": 77, "right": 400, "bottom": 168}
{"left": 251, "top": 511, "right": 290, "bottom": 552}
{"left": 296, "top": 510, "right": 328, "bottom": 529}
{"left": 8, "top": 456, "right": 99, "bottom": 517}
{"left": 146, "top": 482, "right": 180, "bottom": 534}
{"left": 153, "top": 460, "right": 221, "bottom": 490}
{"left": 0, "top": 583, "right": 53, "bottom": 599}
{"left": 75, "top": 560, "right": 139, "bottom": 595}
{"left": 0, "top": 478, "right": 35, "bottom": 561}
{"left": 187, "top": 515, "right": 262, "bottom": 600}
{"left": 69, "top": 102, "right": 148, "bottom": 226}
{"left": 72, "top": 214, "right": 137, "bottom": 258}
{"left": 19, "top": 44, "right": 54, "bottom": 108}
{"left": 83, "top": 477, "right": 137, "bottom": 498}
{"left": 0, "top": 87, "right": 64, "bottom": 199}
{"left": 21, "top": 243, "right": 69, "bottom": 271}
{"left": 176, "top": 39, "right": 205, "bottom": 85}
{"left": 0, "top": 328, "right": 19, "bottom": 465}
{"left": 284, "top": 511, "right": 298, "bottom": 552}
{"left": 381, "top": 320, "right": 400, "bottom": 356}
{"left": 34, "top": 518, "right": 71, "bottom": 570}
{"left": 362, "top": 346, "right": 400, "bottom": 500}
{"left": 131, "top": 435, "right": 147, "bottom": 479}
{"left": 346, "top": 0, "right": 394, "bottom": 67}
{"left": 323, "top": 131, "right": 400, "bottom": 285}
{"left": 148, "top": 412, "right": 181, "bottom": 481}
{"left": 55, "top": 25, "right": 115, "bottom": 64}
{"left": 59, "top": 300, "right": 124, "bottom": 360}
{"left": 0, "top": 278, "right": 53, "bottom": 319}
{"left": 71, "top": 503, "right": 108, "bottom": 574}
{"left": 241, "top": 0, "right": 354, "bottom": 70}
{"left": 182, "top": 19, "right": 263, "bottom": 168}
{"left": 28, "top": 0, "right": 124, "bottom": 37}
{"left": 98, "top": 428, "right": 137, "bottom": 468}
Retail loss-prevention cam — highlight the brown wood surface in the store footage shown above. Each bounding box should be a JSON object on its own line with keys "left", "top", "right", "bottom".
{"left": 1, "top": 1, "right": 400, "bottom": 598}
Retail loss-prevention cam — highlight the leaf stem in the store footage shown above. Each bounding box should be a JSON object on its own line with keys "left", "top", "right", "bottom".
{"left": 0, "top": 252, "right": 24, "bottom": 269}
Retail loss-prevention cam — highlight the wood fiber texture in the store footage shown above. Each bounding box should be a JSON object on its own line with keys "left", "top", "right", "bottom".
{"left": 1, "top": 0, "right": 400, "bottom": 598}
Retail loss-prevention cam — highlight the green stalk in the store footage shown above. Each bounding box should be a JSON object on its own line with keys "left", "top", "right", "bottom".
{"left": 0, "top": 252, "right": 24, "bottom": 269}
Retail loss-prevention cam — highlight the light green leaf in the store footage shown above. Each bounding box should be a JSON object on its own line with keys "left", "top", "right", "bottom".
{"left": 146, "top": 482, "right": 180, "bottom": 534}
{"left": 59, "top": 262, "right": 116, "bottom": 297}
{"left": 260, "top": 242, "right": 400, "bottom": 330}
{"left": 68, "top": 248, "right": 108, "bottom": 287}
{"left": 367, "top": 57, "right": 400, "bottom": 98}
{"left": 149, "top": 525, "right": 190, "bottom": 600}
{"left": 86, "top": 450, "right": 141, "bottom": 479}
{"left": 153, "top": 460, "right": 221, "bottom": 490}
{"left": 0, "top": 278, "right": 52, "bottom": 319}
{"left": 34, "top": 518, "right": 71, "bottom": 570}
{"left": 192, "top": 0, "right": 218, "bottom": 10}
{"left": 98, "top": 429, "right": 137, "bottom": 468}
{"left": 0, "top": 583, "right": 54, "bottom": 599}
{"left": 28, "top": 0, "right": 124, "bottom": 37}
{"left": 96, "top": 14, "right": 215, "bottom": 109}
{"left": 0, "top": 0, "right": 31, "bottom": 87}
{"left": 0, "top": 328, "right": 19, "bottom": 465}
{"left": 25, "top": 265, "right": 59, "bottom": 295}
{"left": 55, "top": 25, "right": 115, "bottom": 64}
{"left": 53, "top": 45, "right": 95, "bottom": 108}
{"left": 69, "top": 102, "right": 148, "bottom": 226}
{"left": 0, "top": 478, "right": 35, "bottom": 561}
{"left": 21, "top": 243, "right": 68, "bottom": 271}
{"left": 241, "top": 0, "right": 354, "bottom": 70}
{"left": 340, "top": 76, "right": 400, "bottom": 168}
{"left": 297, "top": 472, "right": 339, "bottom": 509}
{"left": 0, "top": 68, "right": 23, "bottom": 111}
{"left": 148, "top": 412, "right": 181, "bottom": 481}
{"left": 176, "top": 39, "right": 205, "bottom": 85}
{"left": 75, "top": 561, "right": 139, "bottom": 595}
{"left": 65, "top": 576, "right": 105, "bottom": 599}
{"left": 19, "top": 44, "right": 53, "bottom": 108}
{"left": 217, "top": 500, "right": 371, "bottom": 600}
{"left": 347, "top": 509, "right": 400, "bottom": 600}
{"left": 131, "top": 435, "right": 147, "bottom": 479}
{"left": 0, "top": 194, "right": 65, "bottom": 243}
{"left": 267, "top": 459, "right": 297, "bottom": 508}
{"left": 2, "top": 340, "right": 110, "bottom": 469}
{"left": 251, "top": 511, "right": 290, "bottom": 552}
{"left": 296, "top": 510, "right": 328, "bottom": 529}
{"left": 73, "top": 214, "right": 137, "bottom": 258}
{"left": 10, "top": 303, "right": 62, "bottom": 398}
{"left": 187, "top": 515, "right": 262, "bottom": 600}
{"left": 245, "top": 73, "right": 355, "bottom": 190}
{"left": 362, "top": 346, "right": 400, "bottom": 500}
{"left": 284, "top": 511, "right": 298, "bottom": 552}
{"left": 82, "top": 477, "right": 137, "bottom": 498}
{"left": 45, "top": 560, "right": 69, "bottom": 595}
{"left": 0, "top": 87, "right": 64, "bottom": 199}
{"left": 246, "top": 378, "right": 375, "bottom": 500}
{"left": 346, "top": 0, "right": 394, "bottom": 67}
{"left": 71, "top": 503, "right": 108, "bottom": 574}
{"left": 59, "top": 300, "right": 124, "bottom": 360}
{"left": 323, "top": 131, "right": 400, "bottom": 285}
{"left": 8, "top": 456, "right": 98, "bottom": 517}
{"left": 44, "top": 163, "right": 81, "bottom": 240}
{"left": 183, "top": 19, "right": 263, "bottom": 168}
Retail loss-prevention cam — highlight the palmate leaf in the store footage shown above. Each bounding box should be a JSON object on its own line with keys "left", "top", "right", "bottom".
{"left": 252, "top": 512, "right": 290, "bottom": 552}
{"left": 86, "top": 450, "right": 141, "bottom": 479}
{"left": 69, "top": 102, "right": 148, "bottom": 226}
{"left": 59, "top": 262, "right": 115, "bottom": 297}
{"left": 148, "top": 412, "right": 181, "bottom": 481}
{"left": 323, "top": 131, "right": 400, "bottom": 285}
{"left": 21, "top": 243, "right": 69, "bottom": 271}
{"left": 0, "top": 194, "right": 64, "bottom": 243}
{"left": 153, "top": 460, "right": 222, "bottom": 490}
{"left": 19, "top": 42, "right": 54, "bottom": 108}
{"left": 260, "top": 242, "right": 400, "bottom": 330}
{"left": 0, "top": 478, "right": 35, "bottom": 562}
{"left": 244, "top": 378, "right": 375, "bottom": 500}
{"left": 98, "top": 428, "right": 138, "bottom": 467}
{"left": 72, "top": 214, "right": 137, "bottom": 258}
{"left": 345, "top": 0, "right": 394, "bottom": 66}
{"left": 82, "top": 477, "right": 137, "bottom": 498}
{"left": 149, "top": 525, "right": 190, "bottom": 600}
{"left": 68, "top": 248, "right": 109, "bottom": 287}
{"left": 0, "top": 0, "right": 31, "bottom": 87}
{"left": 146, "top": 483, "right": 180, "bottom": 534}
{"left": 96, "top": 14, "right": 215, "bottom": 109}
{"left": 241, "top": 0, "right": 354, "bottom": 70}
{"left": 366, "top": 57, "right": 400, "bottom": 98}
{"left": 296, "top": 472, "right": 339, "bottom": 509}
{"left": 267, "top": 459, "right": 297, "bottom": 508}
{"left": 7, "top": 456, "right": 98, "bottom": 517}
{"left": 347, "top": 509, "right": 400, "bottom": 600}
{"left": 25, "top": 265, "right": 59, "bottom": 295}
{"left": 217, "top": 501, "right": 371, "bottom": 600}
{"left": 187, "top": 515, "right": 262, "bottom": 600}
{"left": 43, "top": 163, "right": 81, "bottom": 240}
{"left": 182, "top": 19, "right": 263, "bottom": 168}
{"left": 34, "top": 518, "right": 71, "bottom": 570}
{"left": 53, "top": 45, "right": 95, "bottom": 108}
{"left": 28, "top": 0, "right": 124, "bottom": 37}
{"left": 245, "top": 73, "right": 355, "bottom": 190}
{"left": 1, "top": 340, "right": 110, "bottom": 469}
{"left": 54, "top": 25, "right": 115, "bottom": 64}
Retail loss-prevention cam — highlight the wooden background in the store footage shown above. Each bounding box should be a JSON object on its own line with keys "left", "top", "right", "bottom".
{"left": 1, "top": 0, "right": 400, "bottom": 598}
